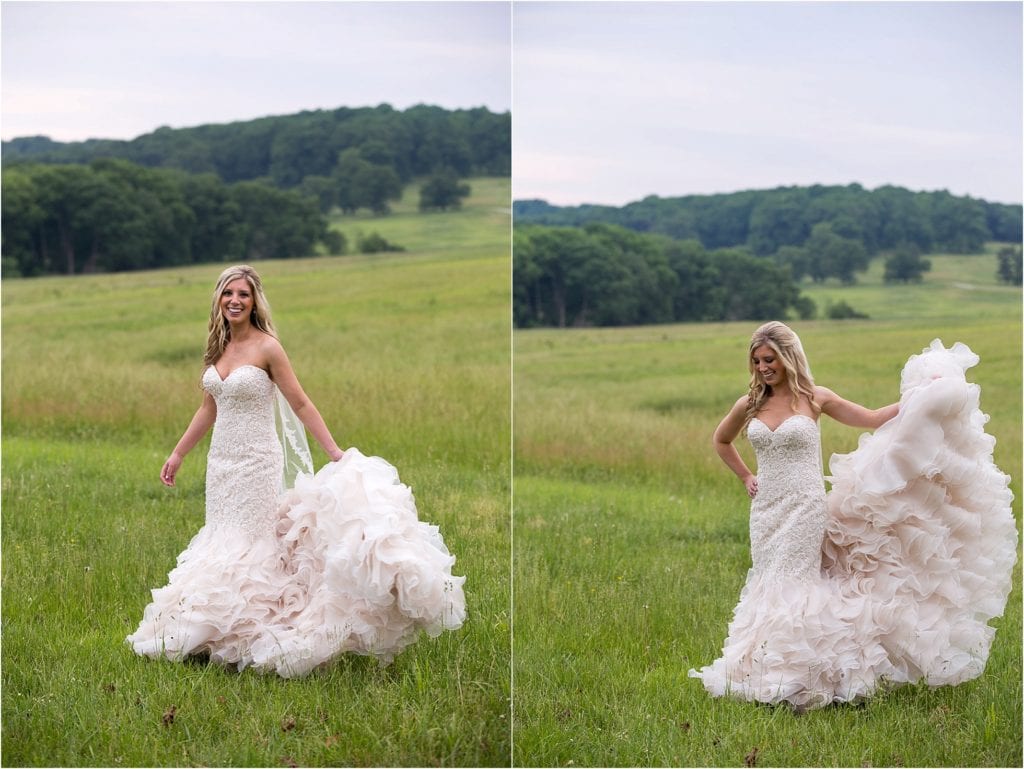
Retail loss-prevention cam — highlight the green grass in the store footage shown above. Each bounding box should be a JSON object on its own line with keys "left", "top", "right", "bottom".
{"left": 800, "top": 243, "right": 1021, "bottom": 322}
{"left": 512, "top": 248, "right": 1022, "bottom": 767}
{"left": 2, "top": 178, "right": 512, "bottom": 766}
{"left": 328, "top": 176, "right": 511, "bottom": 256}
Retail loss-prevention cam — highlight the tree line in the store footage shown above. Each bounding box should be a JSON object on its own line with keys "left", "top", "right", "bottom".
{"left": 3, "top": 103, "right": 510, "bottom": 191}
{"left": 2, "top": 159, "right": 336, "bottom": 277}
{"left": 515, "top": 184, "right": 1022, "bottom": 283}
{"left": 514, "top": 223, "right": 813, "bottom": 328}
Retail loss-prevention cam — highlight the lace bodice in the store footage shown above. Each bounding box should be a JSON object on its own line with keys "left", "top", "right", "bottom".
{"left": 747, "top": 414, "right": 826, "bottom": 580}
{"left": 203, "top": 364, "right": 276, "bottom": 430}
{"left": 202, "top": 365, "right": 283, "bottom": 537}
{"left": 748, "top": 415, "right": 824, "bottom": 486}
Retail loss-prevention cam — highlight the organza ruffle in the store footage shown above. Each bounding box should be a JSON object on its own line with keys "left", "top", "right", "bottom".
{"left": 127, "top": 448, "right": 466, "bottom": 677}
{"left": 823, "top": 340, "right": 1016, "bottom": 688}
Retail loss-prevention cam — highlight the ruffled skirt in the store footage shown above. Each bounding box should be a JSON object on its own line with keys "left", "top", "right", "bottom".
{"left": 127, "top": 449, "right": 467, "bottom": 677}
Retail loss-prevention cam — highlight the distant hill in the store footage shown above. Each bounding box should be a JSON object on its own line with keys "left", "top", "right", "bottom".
{"left": 3, "top": 103, "right": 510, "bottom": 187}
{"left": 514, "top": 184, "right": 1022, "bottom": 256}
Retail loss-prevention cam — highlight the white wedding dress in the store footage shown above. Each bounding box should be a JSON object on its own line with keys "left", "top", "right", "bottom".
{"left": 689, "top": 341, "right": 1017, "bottom": 710}
{"left": 127, "top": 364, "right": 466, "bottom": 677}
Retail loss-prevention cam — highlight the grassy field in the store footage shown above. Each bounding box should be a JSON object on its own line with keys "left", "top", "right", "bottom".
{"left": 512, "top": 249, "right": 1022, "bottom": 767}
{"left": 1, "top": 178, "right": 511, "bottom": 766}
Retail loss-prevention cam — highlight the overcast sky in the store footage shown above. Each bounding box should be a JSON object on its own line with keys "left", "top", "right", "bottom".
{"left": 2, "top": 1, "right": 511, "bottom": 141}
{"left": 514, "top": 1, "right": 1023, "bottom": 205}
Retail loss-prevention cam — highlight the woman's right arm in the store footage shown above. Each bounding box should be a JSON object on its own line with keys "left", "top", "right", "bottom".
{"left": 713, "top": 395, "right": 758, "bottom": 498}
{"left": 161, "top": 392, "right": 217, "bottom": 487}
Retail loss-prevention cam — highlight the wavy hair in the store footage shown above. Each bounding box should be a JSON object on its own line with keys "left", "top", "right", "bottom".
{"left": 203, "top": 265, "right": 277, "bottom": 369}
{"left": 743, "top": 321, "right": 819, "bottom": 429}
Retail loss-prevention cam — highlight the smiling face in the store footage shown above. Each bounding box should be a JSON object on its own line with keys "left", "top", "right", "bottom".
{"left": 220, "top": 277, "right": 254, "bottom": 326}
{"left": 752, "top": 344, "right": 787, "bottom": 389}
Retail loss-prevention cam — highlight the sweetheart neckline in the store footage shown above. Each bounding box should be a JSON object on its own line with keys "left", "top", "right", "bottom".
{"left": 751, "top": 413, "right": 817, "bottom": 433}
{"left": 209, "top": 363, "right": 270, "bottom": 382}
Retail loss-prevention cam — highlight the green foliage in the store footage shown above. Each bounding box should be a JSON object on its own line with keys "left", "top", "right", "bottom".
{"left": 826, "top": 299, "right": 870, "bottom": 319}
{"left": 799, "top": 246, "right": 1020, "bottom": 322}
{"left": 3, "top": 103, "right": 512, "bottom": 190}
{"left": 320, "top": 229, "right": 346, "bottom": 255}
{"left": 229, "top": 181, "right": 326, "bottom": 261}
{"left": 793, "top": 294, "right": 817, "bottom": 320}
{"left": 514, "top": 184, "right": 1022, "bottom": 268}
{"left": 357, "top": 231, "right": 405, "bottom": 254}
{"left": 2, "top": 161, "right": 331, "bottom": 276}
{"left": 334, "top": 147, "right": 404, "bottom": 215}
{"left": 884, "top": 242, "right": 932, "bottom": 283}
{"left": 804, "top": 221, "right": 870, "bottom": 284}
{"left": 996, "top": 245, "right": 1022, "bottom": 285}
{"left": 1, "top": 179, "right": 511, "bottom": 766}
{"left": 513, "top": 224, "right": 806, "bottom": 328}
{"left": 420, "top": 169, "right": 472, "bottom": 211}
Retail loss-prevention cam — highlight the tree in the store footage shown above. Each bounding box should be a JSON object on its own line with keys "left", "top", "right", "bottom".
{"left": 804, "top": 222, "right": 869, "bottom": 284}
{"left": 827, "top": 300, "right": 869, "bottom": 319}
{"left": 711, "top": 248, "right": 802, "bottom": 321}
{"left": 419, "top": 169, "right": 471, "bottom": 211}
{"left": 1, "top": 167, "right": 45, "bottom": 276}
{"left": 927, "top": 192, "right": 988, "bottom": 253}
{"left": 513, "top": 228, "right": 541, "bottom": 327}
{"left": 747, "top": 190, "right": 810, "bottom": 255}
{"left": 996, "top": 246, "right": 1023, "bottom": 285}
{"left": 582, "top": 222, "right": 676, "bottom": 325}
{"left": 884, "top": 242, "right": 931, "bottom": 283}
{"left": 230, "top": 181, "right": 325, "bottom": 260}
{"left": 298, "top": 175, "right": 337, "bottom": 213}
{"left": 332, "top": 148, "right": 402, "bottom": 215}
{"left": 664, "top": 238, "right": 724, "bottom": 321}
{"left": 773, "top": 245, "right": 811, "bottom": 282}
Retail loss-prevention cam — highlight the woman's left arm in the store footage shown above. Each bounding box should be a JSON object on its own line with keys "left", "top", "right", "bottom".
{"left": 265, "top": 337, "right": 344, "bottom": 461}
{"left": 815, "top": 385, "right": 899, "bottom": 430}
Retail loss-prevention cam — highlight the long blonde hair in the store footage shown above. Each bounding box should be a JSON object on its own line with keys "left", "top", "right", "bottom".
{"left": 743, "top": 321, "right": 819, "bottom": 428}
{"left": 203, "top": 265, "right": 277, "bottom": 368}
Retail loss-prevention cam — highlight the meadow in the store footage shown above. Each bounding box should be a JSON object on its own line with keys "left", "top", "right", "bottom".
{"left": 512, "top": 248, "right": 1022, "bottom": 767}
{"left": 1, "top": 178, "right": 511, "bottom": 766}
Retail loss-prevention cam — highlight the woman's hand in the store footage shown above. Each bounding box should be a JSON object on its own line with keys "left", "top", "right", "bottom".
{"left": 328, "top": 448, "right": 345, "bottom": 462}
{"left": 161, "top": 453, "right": 183, "bottom": 487}
{"left": 743, "top": 474, "right": 758, "bottom": 499}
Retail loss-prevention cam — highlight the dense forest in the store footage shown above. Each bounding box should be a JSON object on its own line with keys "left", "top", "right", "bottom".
{"left": 515, "top": 184, "right": 1021, "bottom": 259}
{"left": 2, "top": 160, "right": 334, "bottom": 276}
{"left": 514, "top": 184, "right": 1023, "bottom": 328}
{"left": 3, "top": 103, "right": 511, "bottom": 185}
{"left": 2, "top": 104, "right": 511, "bottom": 277}
{"left": 515, "top": 223, "right": 812, "bottom": 328}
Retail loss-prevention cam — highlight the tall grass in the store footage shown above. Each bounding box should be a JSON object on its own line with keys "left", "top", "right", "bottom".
{"left": 2, "top": 179, "right": 512, "bottom": 766}
{"left": 513, "top": 251, "right": 1022, "bottom": 767}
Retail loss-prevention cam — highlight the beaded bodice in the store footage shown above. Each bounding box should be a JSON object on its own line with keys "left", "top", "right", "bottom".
{"left": 747, "top": 415, "right": 827, "bottom": 580}
{"left": 202, "top": 365, "right": 283, "bottom": 537}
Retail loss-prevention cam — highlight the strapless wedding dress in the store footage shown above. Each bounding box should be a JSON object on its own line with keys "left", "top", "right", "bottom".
{"left": 689, "top": 341, "right": 1016, "bottom": 710}
{"left": 127, "top": 364, "right": 466, "bottom": 677}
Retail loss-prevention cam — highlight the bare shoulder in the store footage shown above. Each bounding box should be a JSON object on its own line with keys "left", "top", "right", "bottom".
{"left": 721, "top": 393, "right": 749, "bottom": 423}
{"left": 813, "top": 385, "right": 838, "bottom": 405}
{"left": 258, "top": 332, "right": 286, "bottom": 357}
{"left": 255, "top": 332, "right": 290, "bottom": 372}
{"left": 714, "top": 394, "right": 750, "bottom": 442}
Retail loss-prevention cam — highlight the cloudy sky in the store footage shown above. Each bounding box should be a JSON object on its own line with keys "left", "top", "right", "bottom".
{"left": 514, "top": 1, "right": 1023, "bottom": 205}
{"left": 2, "top": 1, "right": 511, "bottom": 141}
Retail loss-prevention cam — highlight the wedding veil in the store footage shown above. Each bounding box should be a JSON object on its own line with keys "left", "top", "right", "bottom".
{"left": 273, "top": 387, "right": 314, "bottom": 491}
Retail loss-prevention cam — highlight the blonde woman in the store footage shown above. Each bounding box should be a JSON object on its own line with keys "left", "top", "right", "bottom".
{"left": 128, "top": 265, "right": 466, "bottom": 677}
{"left": 689, "top": 322, "right": 1016, "bottom": 711}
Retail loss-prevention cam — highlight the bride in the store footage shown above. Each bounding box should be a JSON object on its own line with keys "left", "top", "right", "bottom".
{"left": 689, "top": 321, "right": 1016, "bottom": 711}
{"left": 127, "top": 265, "right": 466, "bottom": 677}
